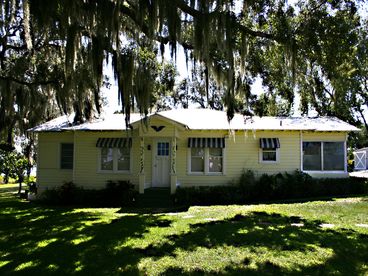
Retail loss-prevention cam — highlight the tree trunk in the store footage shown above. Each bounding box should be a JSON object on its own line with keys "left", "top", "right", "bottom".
{"left": 18, "top": 175, "right": 24, "bottom": 194}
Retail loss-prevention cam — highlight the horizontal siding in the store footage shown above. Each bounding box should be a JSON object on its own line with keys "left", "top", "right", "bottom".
{"left": 302, "top": 131, "right": 346, "bottom": 141}
{"left": 176, "top": 130, "right": 301, "bottom": 187}
{"left": 73, "top": 131, "right": 140, "bottom": 189}
{"left": 37, "top": 132, "right": 73, "bottom": 190}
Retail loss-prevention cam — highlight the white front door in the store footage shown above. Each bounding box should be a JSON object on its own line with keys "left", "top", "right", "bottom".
{"left": 152, "top": 140, "right": 170, "bottom": 187}
{"left": 354, "top": 151, "right": 366, "bottom": 170}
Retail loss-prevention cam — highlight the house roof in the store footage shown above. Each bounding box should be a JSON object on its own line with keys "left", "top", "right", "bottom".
{"left": 28, "top": 108, "right": 360, "bottom": 133}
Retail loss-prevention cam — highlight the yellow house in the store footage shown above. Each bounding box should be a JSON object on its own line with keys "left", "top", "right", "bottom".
{"left": 29, "top": 109, "right": 359, "bottom": 194}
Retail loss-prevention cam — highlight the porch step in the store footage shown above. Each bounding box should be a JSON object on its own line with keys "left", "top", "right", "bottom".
{"left": 137, "top": 188, "right": 173, "bottom": 208}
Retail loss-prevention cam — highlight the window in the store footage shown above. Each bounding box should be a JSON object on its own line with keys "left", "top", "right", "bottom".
{"left": 189, "top": 147, "right": 223, "bottom": 174}
{"left": 96, "top": 138, "right": 132, "bottom": 173}
{"left": 188, "top": 137, "right": 225, "bottom": 175}
{"left": 303, "top": 142, "right": 345, "bottom": 171}
{"left": 100, "top": 147, "right": 131, "bottom": 172}
{"left": 209, "top": 148, "right": 223, "bottom": 172}
{"left": 117, "top": 148, "right": 130, "bottom": 171}
{"left": 303, "top": 142, "right": 321, "bottom": 170}
{"left": 259, "top": 138, "right": 280, "bottom": 163}
{"left": 60, "top": 143, "right": 73, "bottom": 169}
{"left": 261, "top": 148, "right": 277, "bottom": 162}
{"left": 191, "top": 148, "right": 205, "bottom": 172}
{"left": 101, "top": 148, "right": 114, "bottom": 170}
{"left": 157, "top": 142, "right": 170, "bottom": 156}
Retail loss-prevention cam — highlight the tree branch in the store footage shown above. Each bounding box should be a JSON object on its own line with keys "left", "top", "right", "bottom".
{"left": 0, "top": 75, "right": 58, "bottom": 86}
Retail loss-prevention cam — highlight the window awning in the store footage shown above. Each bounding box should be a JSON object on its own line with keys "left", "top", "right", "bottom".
{"left": 96, "top": 138, "right": 132, "bottom": 148}
{"left": 260, "top": 138, "right": 280, "bottom": 149}
{"left": 188, "top": 137, "right": 225, "bottom": 148}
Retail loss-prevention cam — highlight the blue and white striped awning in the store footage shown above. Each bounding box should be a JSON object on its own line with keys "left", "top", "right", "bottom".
{"left": 260, "top": 138, "right": 280, "bottom": 149}
{"left": 188, "top": 137, "right": 225, "bottom": 148}
{"left": 96, "top": 138, "right": 132, "bottom": 148}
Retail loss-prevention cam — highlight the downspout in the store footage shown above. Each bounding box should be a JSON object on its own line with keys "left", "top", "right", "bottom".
{"left": 300, "top": 130, "right": 303, "bottom": 171}
{"left": 73, "top": 130, "right": 76, "bottom": 184}
{"left": 345, "top": 133, "right": 348, "bottom": 173}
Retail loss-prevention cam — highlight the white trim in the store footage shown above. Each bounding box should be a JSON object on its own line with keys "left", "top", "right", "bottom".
{"left": 304, "top": 171, "right": 347, "bottom": 174}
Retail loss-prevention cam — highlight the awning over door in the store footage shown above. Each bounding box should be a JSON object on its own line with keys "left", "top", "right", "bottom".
{"left": 188, "top": 137, "right": 225, "bottom": 148}
{"left": 260, "top": 138, "right": 280, "bottom": 149}
{"left": 96, "top": 138, "right": 132, "bottom": 148}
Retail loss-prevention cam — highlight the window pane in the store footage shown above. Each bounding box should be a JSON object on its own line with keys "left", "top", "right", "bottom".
{"left": 117, "top": 148, "right": 130, "bottom": 171}
{"left": 303, "top": 142, "right": 321, "bottom": 170}
{"left": 61, "top": 143, "right": 73, "bottom": 169}
{"left": 262, "top": 150, "right": 277, "bottom": 161}
{"left": 323, "top": 142, "right": 344, "bottom": 171}
{"left": 209, "top": 148, "right": 222, "bottom": 172}
{"left": 157, "top": 142, "right": 169, "bottom": 156}
{"left": 101, "top": 148, "right": 113, "bottom": 170}
{"left": 191, "top": 148, "right": 204, "bottom": 172}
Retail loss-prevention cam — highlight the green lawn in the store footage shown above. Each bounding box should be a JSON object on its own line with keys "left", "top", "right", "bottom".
{"left": 0, "top": 184, "right": 367, "bottom": 275}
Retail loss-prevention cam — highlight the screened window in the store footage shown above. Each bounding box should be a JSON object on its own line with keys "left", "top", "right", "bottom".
{"left": 60, "top": 143, "right": 73, "bottom": 169}
{"left": 261, "top": 149, "right": 278, "bottom": 162}
{"left": 323, "top": 142, "right": 344, "bottom": 171}
{"left": 117, "top": 147, "right": 131, "bottom": 171}
{"left": 191, "top": 148, "right": 205, "bottom": 172}
{"left": 101, "top": 148, "right": 114, "bottom": 171}
{"left": 209, "top": 148, "right": 223, "bottom": 172}
{"left": 303, "top": 142, "right": 345, "bottom": 171}
{"left": 303, "top": 142, "right": 322, "bottom": 170}
{"left": 189, "top": 147, "right": 223, "bottom": 174}
{"left": 100, "top": 147, "right": 131, "bottom": 172}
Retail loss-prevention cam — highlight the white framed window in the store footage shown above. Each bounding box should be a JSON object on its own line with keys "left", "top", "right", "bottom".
{"left": 99, "top": 147, "right": 131, "bottom": 173}
{"left": 302, "top": 141, "right": 345, "bottom": 172}
{"left": 191, "top": 148, "right": 205, "bottom": 172}
{"left": 187, "top": 137, "right": 225, "bottom": 175}
{"left": 188, "top": 147, "right": 224, "bottom": 174}
{"left": 259, "top": 148, "right": 279, "bottom": 163}
{"left": 259, "top": 138, "right": 280, "bottom": 164}
{"left": 96, "top": 138, "right": 132, "bottom": 173}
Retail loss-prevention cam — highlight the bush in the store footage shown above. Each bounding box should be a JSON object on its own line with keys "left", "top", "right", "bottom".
{"left": 174, "top": 170, "right": 368, "bottom": 206}
{"left": 40, "top": 180, "right": 138, "bottom": 207}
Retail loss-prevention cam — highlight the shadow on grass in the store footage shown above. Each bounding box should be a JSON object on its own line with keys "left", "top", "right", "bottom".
{"left": 149, "top": 212, "right": 368, "bottom": 275}
{"left": 0, "top": 186, "right": 367, "bottom": 275}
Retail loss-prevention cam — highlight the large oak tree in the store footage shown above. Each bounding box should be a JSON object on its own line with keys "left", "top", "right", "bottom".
{"left": 0, "top": 0, "right": 366, "bottom": 144}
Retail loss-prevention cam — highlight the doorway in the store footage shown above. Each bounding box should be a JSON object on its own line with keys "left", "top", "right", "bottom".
{"left": 152, "top": 140, "right": 170, "bottom": 187}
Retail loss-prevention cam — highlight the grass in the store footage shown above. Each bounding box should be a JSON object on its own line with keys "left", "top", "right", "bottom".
{"left": 0, "top": 184, "right": 367, "bottom": 275}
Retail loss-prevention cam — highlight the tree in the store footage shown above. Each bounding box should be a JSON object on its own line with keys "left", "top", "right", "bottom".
{"left": 0, "top": 0, "right": 366, "bottom": 144}
{"left": 0, "top": 145, "right": 29, "bottom": 193}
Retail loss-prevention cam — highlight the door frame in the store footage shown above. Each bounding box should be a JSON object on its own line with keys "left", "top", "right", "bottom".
{"left": 152, "top": 138, "right": 171, "bottom": 187}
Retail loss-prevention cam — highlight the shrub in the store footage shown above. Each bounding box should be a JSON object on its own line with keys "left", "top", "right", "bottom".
{"left": 40, "top": 180, "right": 138, "bottom": 207}
{"left": 174, "top": 170, "right": 368, "bottom": 206}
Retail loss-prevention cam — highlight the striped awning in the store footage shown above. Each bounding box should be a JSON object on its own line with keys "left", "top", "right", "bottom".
{"left": 188, "top": 137, "right": 225, "bottom": 148}
{"left": 96, "top": 138, "right": 132, "bottom": 148}
{"left": 260, "top": 138, "right": 280, "bottom": 149}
